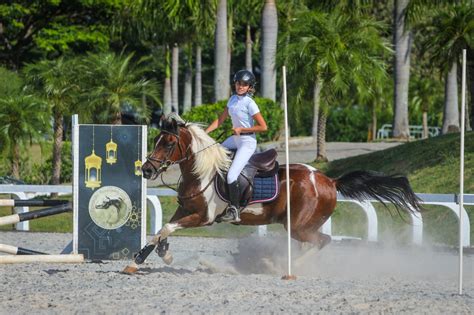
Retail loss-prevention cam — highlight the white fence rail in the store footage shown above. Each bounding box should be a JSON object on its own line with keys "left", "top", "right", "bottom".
{"left": 376, "top": 124, "right": 441, "bottom": 140}
{"left": 1, "top": 185, "right": 472, "bottom": 247}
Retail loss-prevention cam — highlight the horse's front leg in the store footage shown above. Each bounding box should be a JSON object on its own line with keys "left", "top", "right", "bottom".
{"left": 122, "top": 213, "right": 203, "bottom": 274}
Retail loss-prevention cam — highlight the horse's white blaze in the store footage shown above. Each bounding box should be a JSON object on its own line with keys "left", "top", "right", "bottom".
{"left": 298, "top": 163, "right": 318, "bottom": 195}
{"left": 154, "top": 135, "right": 164, "bottom": 150}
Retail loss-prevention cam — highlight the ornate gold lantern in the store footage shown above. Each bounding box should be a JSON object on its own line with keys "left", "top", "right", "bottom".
{"left": 85, "top": 126, "right": 102, "bottom": 190}
{"left": 134, "top": 127, "right": 142, "bottom": 176}
{"left": 85, "top": 150, "right": 102, "bottom": 189}
{"left": 106, "top": 126, "right": 117, "bottom": 165}
{"left": 134, "top": 160, "right": 142, "bottom": 176}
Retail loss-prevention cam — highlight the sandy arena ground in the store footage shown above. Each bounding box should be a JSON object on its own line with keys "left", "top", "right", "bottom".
{"left": 0, "top": 231, "right": 473, "bottom": 314}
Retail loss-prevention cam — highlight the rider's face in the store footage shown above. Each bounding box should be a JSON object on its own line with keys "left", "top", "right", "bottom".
{"left": 235, "top": 81, "right": 250, "bottom": 95}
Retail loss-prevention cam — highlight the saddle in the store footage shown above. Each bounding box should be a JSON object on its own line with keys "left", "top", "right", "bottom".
{"left": 215, "top": 149, "right": 280, "bottom": 207}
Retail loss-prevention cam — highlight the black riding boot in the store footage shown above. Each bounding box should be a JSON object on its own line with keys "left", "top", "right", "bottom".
{"left": 221, "top": 181, "right": 241, "bottom": 222}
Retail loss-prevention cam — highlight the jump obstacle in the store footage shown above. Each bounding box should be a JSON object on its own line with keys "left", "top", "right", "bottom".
{"left": 0, "top": 119, "right": 147, "bottom": 263}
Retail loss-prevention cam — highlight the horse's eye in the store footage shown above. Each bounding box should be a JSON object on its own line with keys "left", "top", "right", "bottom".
{"left": 166, "top": 143, "right": 174, "bottom": 149}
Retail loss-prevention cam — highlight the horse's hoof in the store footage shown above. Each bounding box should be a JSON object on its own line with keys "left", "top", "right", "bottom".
{"left": 162, "top": 252, "right": 173, "bottom": 265}
{"left": 122, "top": 262, "right": 138, "bottom": 274}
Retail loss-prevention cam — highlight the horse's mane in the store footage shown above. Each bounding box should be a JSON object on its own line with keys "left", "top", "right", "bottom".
{"left": 163, "top": 113, "right": 230, "bottom": 181}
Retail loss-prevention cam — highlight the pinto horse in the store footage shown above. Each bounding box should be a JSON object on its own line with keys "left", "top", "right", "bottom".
{"left": 123, "top": 114, "right": 422, "bottom": 274}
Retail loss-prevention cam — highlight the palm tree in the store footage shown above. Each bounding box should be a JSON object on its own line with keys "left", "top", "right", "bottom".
{"left": 423, "top": 3, "right": 474, "bottom": 134}
{"left": 281, "top": 8, "right": 390, "bottom": 161}
{"left": 0, "top": 95, "right": 50, "bottom": 179}
{"left": 214, "top": 0, "right": 229, "bottom": 101}
{"left": 261, "top": 0, "right": 278, "bottom": 101}
{"left": 23, "top": 57, "right": 78, "bottom": 185}
{"left": 80, "top": 52, "right": 159, "bottom": 124}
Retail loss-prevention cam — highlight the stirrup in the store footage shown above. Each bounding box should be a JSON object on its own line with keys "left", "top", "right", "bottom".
{"left": 221, "top": 206, "right": 241, "bottom": 223}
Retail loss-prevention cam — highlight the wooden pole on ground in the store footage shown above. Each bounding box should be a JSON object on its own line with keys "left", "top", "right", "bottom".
{"left": 0, "top": 254, "right": 84, "bottom": 264}
{"left": 0, "top": 244, "right": 48, "bottom": 255}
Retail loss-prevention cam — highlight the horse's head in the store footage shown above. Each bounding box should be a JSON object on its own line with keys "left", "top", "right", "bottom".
{"left": 142, "top": 113, "right": 192, "bottom": 179}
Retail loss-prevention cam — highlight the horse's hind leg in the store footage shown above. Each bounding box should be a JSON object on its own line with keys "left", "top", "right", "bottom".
{"left": 292, "top": 230, "right": 331, "bottom": 267}
{"left": 293, "top": 229, "right": 331, "bottom": 250}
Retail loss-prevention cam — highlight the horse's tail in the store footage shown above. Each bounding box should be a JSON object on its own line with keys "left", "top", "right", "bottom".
{"left": 334, "top": 170, "right": 423, "bottom": 215}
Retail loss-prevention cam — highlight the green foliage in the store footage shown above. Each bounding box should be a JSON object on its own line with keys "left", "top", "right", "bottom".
{"left": 327, "top": 105, "right": 393, "bottom": 142}
{"left": 147, "top": 127, "right": 161, "bottom": 150}
{"left": 0, "top": 67, "right": 23, "bottom": 97}
{"left": 0, "top": 95, "right": 51, "bottom": 152}
{"left": 181, "top": 97, "right": 283, "bottom": 143}
{"left": 326, "top": 106, "right": 370, "bottom": 142}
{"left": 77, "top": 52, "right": 159, "bottom": 124}
{"left": 0, "top": 0, "right": 119, "bottom": 68}
{"left": 20, "top": 142, "right": 73, "bottom": 184}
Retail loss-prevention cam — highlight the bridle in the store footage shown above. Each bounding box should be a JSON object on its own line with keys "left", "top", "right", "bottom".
{"left": 145, "top": 129, "right": 190, "bottom": 179}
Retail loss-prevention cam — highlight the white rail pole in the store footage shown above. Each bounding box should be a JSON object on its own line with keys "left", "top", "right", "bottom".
{"left": 458, "top": 49, "right": 466, "bottom": 295}
{"left": 282, "top": 66, "right": 294, "bottom": 280}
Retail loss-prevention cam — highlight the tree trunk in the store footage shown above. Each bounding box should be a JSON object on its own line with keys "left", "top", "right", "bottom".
{"left": 442, "top": 61, "right": 459, "bottom": 134}
{"left": 112, "top": 111, "right": 122, "bottom": 125}
{"left": 422, "top": 110, "right": 428, "bottom": 139}
{"left": 245, "top": 24, "right": 253, "bottom": 72}
{"left": 51, "top": 111, "right": 63, "bottom": 185}
{"left": 311, "top": 80, "right": 321, "bottom": 144}
{"left": 261, "top": 0, "right": 278, "bottom": 101}
{"left": 183, "top": 58, "right": 192, "bottom": 113}
{"left": 227, "top": 11, "right": 233, "bottom": 97}
{"left": 214, "top": 0, "right": 229, "bottom": 101}
{"left": 392, "top": 0, "right": 411, "bottom": 139}
{"left": 163, "top": 46, "right": 172, "bottom": 115}
{"left": 467, "top": 46, "right": 474, "bottom": 131}
{"left": 172, "top": 43, "right": 179, "bottom": 113}
{"left": 316, "top": 111, "right": 328, "bottom": 162}
{"left": 11, "top": 142, "right": 20, "bottom": 180}
{"left": 194, "top": 45, "right": 202, "bottom": 106}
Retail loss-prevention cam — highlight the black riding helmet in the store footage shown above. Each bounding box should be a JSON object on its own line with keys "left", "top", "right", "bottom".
{"left": 233, "top": 70, "right": 256, "bottom": 88}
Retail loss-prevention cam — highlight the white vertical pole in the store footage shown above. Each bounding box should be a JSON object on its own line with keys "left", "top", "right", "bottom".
{"left": 282, "top": 66, "right": 294, "bottom": 279}
{"left": 141, "top": 125, "right": 147, "bottom": 247}
{"left": 72, "top": 114, "right": 79, "bottom": 254}
{"left": 458, "top": 49, "right": 466, "bottom": 295}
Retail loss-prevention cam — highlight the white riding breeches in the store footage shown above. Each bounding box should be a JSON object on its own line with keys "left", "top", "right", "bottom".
{"left": 221, "top": 135, "right": 257, "bottom": 183}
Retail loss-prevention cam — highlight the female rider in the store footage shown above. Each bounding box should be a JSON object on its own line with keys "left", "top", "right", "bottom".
{"left": 206, "top": 70, "right": 267, "bottom": 222}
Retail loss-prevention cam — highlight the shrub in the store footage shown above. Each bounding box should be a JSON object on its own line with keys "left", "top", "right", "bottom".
{"left": 326, "top": 105, "right": 393, "bottom": 142}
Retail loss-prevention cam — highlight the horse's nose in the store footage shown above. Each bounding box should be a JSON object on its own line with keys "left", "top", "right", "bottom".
{"left": 142, "top": 163, "right": 153, "bottom": 179}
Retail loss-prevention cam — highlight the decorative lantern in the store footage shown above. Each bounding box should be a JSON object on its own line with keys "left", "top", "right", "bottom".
{"left": 106, "top": 126, "right": 117, "bottom": 165}
{"left": 134, "top": 127, "right": 142, "bottom": 176}
{"left": 85, "top": 126, "right": 102, "bottom": 190}
{"left": 134, "top": 160, "right": 142, "bottom": 176}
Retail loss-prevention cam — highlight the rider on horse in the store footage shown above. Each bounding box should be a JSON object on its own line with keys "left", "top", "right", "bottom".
{"left": 205, "top": 70, "right": 268, "bottom": 222}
